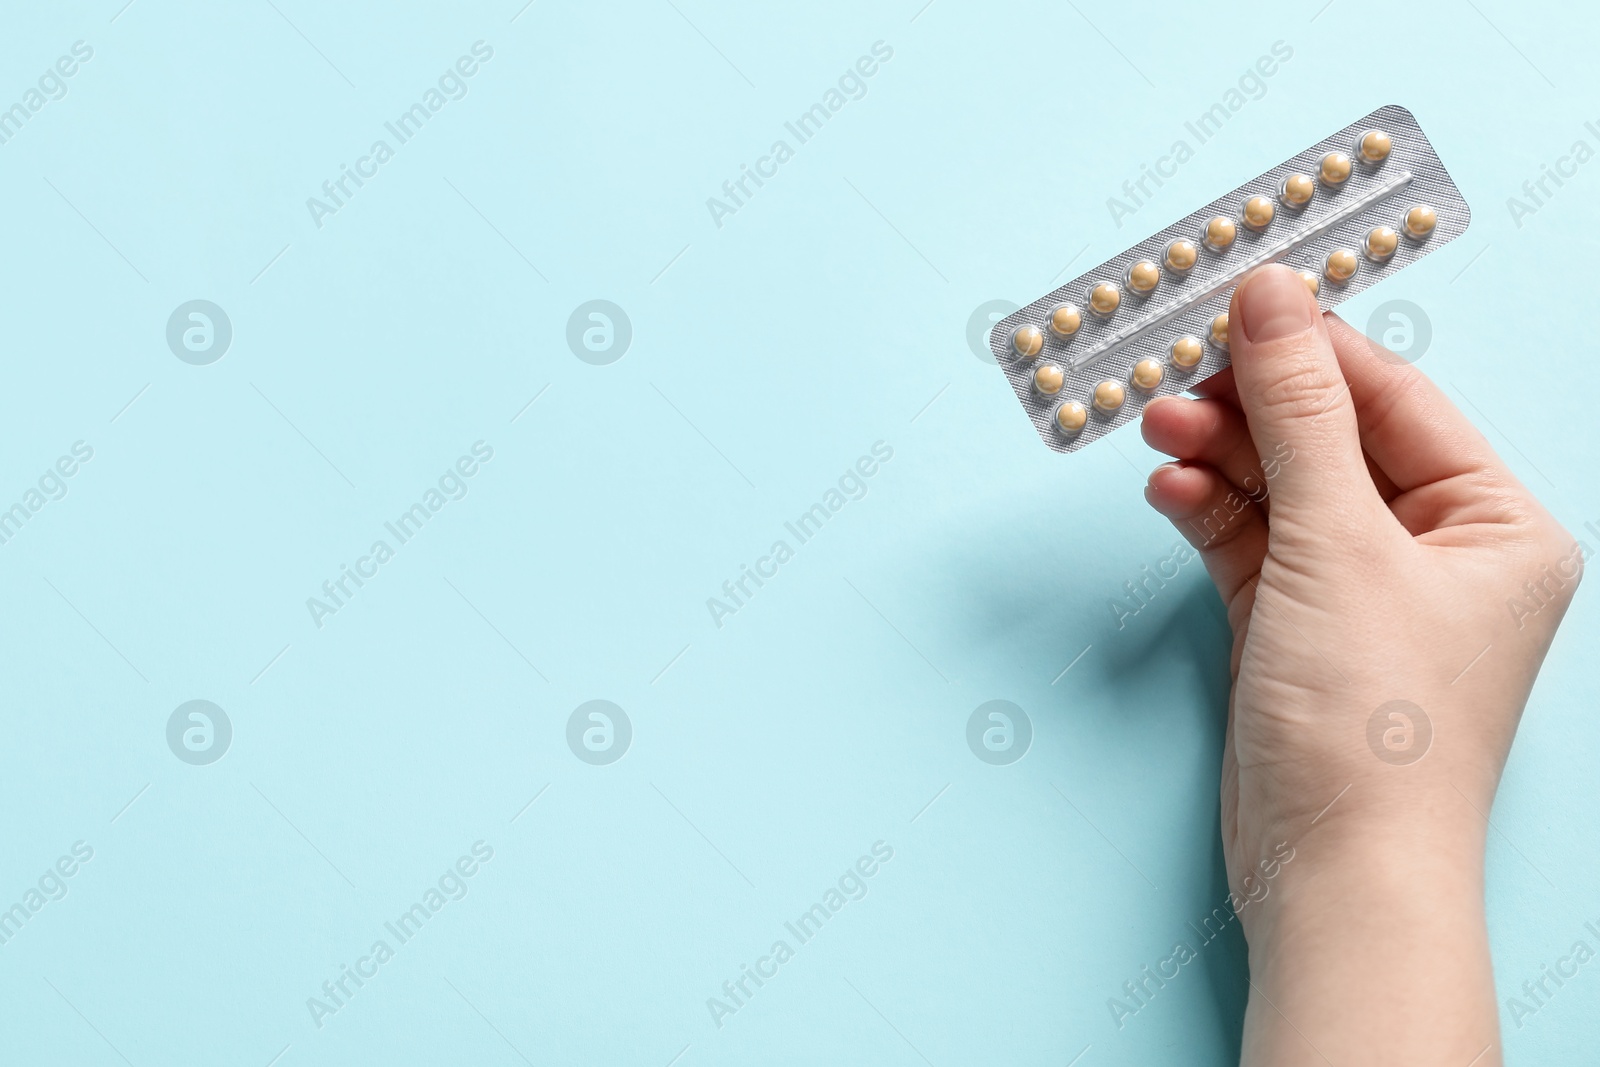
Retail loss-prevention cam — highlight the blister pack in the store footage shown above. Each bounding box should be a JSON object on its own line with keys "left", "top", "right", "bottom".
{"left": 989, "top": 104, "right": 1470, "bottom": 453}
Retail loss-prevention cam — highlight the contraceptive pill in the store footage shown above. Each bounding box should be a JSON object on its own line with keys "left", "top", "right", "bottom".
{"left": 1033, "top": 363, "right": 1065, "bottom": 395}
{"left": 1357, "top": 129, "right": 1392, "bottom": 164}
{"left": 1130, "top": 359, "right": 1163, "bottom": 392}
{"left": 1170, "top": 335, "right": 1203, "bottom": 369}
{"left": 1404, "top": 204, "right": 1438, "bottom": 239}
{"left": 1011, "top": 324, "right": 1043, "bottom": 360}
{"left": 1280, "top": 173, "right": 1315, "bottom": 208}
{"left": 1089, "top": 282, "right": 1121, "bottom": 316}
{"left": 1241, "top": 196, "right": 1275, "bottom": 231}
{"left": 1319, "top": 151, "right": 1352, "bottom": 186}
{"left": 1049, "top": 304, "right": 1083, "bottom": 338}
{"left": 1127, "top": 260, "right": 1161, "bottom": 294}
{"left": 1054, "top": 400, "right": 1088, "bottom": 434}
{"left": 1093, "top": 380, "right": 1126, "bottom": 414}
{"left": 1325, "top": 248, "right": 1358, "bottom": 283}
{"left": 1364, "top": 225, "right": 1399, "bottom": 262}
{"left": 1210, "top": 314, "right": 1230, "bottom": 349}
{"left": 1203, "top": 216, "right": 1237, "bottom": 252}
{"left": 1165, "top": 240, "right": 1198, "bottom": 272}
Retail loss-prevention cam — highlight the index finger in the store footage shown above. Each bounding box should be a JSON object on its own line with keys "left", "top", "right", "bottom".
{"left": 1322, "top": 313, "right": 1513, "bottom": 494}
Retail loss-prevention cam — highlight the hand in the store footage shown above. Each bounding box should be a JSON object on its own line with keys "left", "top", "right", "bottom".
{"left": 1139, "top": 264, "right": 1581, "bottom": 1065}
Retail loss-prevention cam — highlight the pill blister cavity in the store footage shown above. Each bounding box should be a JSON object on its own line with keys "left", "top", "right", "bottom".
{"left": 1165, "top": 240, "right": 1198, "bottom": 272}
{"left": 1364, "top": 225, "right": 1399, "bottom": 262}
{"left": 1011, "top": 324, "right": 1044, "bottom": 360}
{"left": 1242, "top": 196, "right": 1275, "bottom": 232}
{"left": 1049, "top": 304, "right": 1083, "bottom": 339}
{"left": 1054, "top": 401, "right": 1088, "bottom": 435}
{"left": 1298, "top": 270, "right": 1320, "bottom": 296}
{"left": 1324, "top": 248, "right": 1358, "bottom": 284}
{"left": 1033, "top": 363, "right": 1065, "bottom": 395}
{"left": 1280, "top": 173, "right": 1315, "bottom": 208}
{"left": 1127, "top": 260, "right": 1161, "bottom": 295}
{"left": 1093, "top": 380, "right": 1126, "bottom": 414}
{"left": 1130, "top": 358, "right": 1164, "bottom": 392}
{"left": 1209, "top": 313, "right": 1230, "bottom": 349}
{"left": 1403, "top": 204, "right": 1438, "bottom": 240}
{"left": 1357, "top": 129, "right": 1392, "bottom": 165}
{"left": 1170, "top": 335, "right": 1203, "bottom": 369}
{"left": 1202, "top": 216, "right": 1237, "bottom": 253}
{"left": 1089, "top": 282, "right": 1122, "bottom": 317}
{"left": 1319, "top": 152, "right": 1352, "bottom": 187}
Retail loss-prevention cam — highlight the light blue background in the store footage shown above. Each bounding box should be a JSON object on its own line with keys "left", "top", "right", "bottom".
{"left": 1, "top": 1, "right": 1595, "bottom": 1063}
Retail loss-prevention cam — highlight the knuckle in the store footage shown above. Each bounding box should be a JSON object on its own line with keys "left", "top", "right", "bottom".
{"left": 1468, "top": 472, "right": 1530, "bottom": 515}
{"left": 1504, "top": 509, "right": 1589, "bottom": 612}
{"left": 1249, "top": 351, "right": 1348, "bottom": 424}
{"left": 1541, "top": 521, "right": 1588, "bottom": 594}
{"left": 1183, "top": 488, "right": 1259, "bottom": 549}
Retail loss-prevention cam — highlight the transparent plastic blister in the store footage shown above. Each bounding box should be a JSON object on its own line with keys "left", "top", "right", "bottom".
{"left": 989, "top": 104, "right": 1471, "bottom": 453}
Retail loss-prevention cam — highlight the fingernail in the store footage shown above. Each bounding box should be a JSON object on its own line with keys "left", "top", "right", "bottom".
{"left": 1237, "top": 266, "right": 1314, "bottom": 343}
{"left": 1143, "top": 465, "right": 1184, "bottom": 514}
{"left": 1147, "top": 461, "right": 1183, "bottom": 484}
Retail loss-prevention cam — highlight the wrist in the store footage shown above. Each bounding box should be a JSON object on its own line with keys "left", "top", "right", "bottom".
{"left": 1241, "top": 804, "right": 1490, "bottom": 991}
{"left": 1247, "top": 828, "right": 1485, "bottom": 953}
{"left": 1238, "top": 830, "right": 1499, "bottom": 1065}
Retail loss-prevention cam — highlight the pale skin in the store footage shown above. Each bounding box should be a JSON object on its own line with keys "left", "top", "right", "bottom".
{"left": 1139, "top": 264, "right": 1582, "bottom": 1065}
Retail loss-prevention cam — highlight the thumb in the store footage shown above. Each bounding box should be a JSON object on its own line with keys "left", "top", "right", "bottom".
{"left": 1227, "top": 264, "right": 1378, "bottom": 525}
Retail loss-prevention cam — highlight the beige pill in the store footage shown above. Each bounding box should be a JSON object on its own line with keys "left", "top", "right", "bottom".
{"left": 1298, "top": 270, "right": 1320, "bottom": 296}
{"left": 1325, "top": 248, "right": 1358, "bottom": 283}
{"left": 1358, "top": 129, "right": 1392, "bottom": 164}
{"left": 1033, "top": 363, "right": 1065, "bottom": 395}
{"left": 1280, "top": 173, "right": 1315, "bottom": 208}
{"left": 1089, "top": 282, "right": 1122, "bottom": 316}
{"left": 1128, "top": 260, "right": 1161, "bottom": 294}
{"left": 1131, "top": 358, "right": 1164, "bottom": 392}
{"left": 1011, "top": 324, "right": 1044, "bottom": 360}
{"left": 1242, "top": 196, "right": 1275, "bottom": 231}
{"left": 1210, "top": 313, "right": 1230, "bottom": 349}
{"left": 1203, "top": 215, "right": 1237, "bottom": 252}
{"left": 1170, "top": 335, "right": 1203, "bottom": 369}
{"left": 1055, "top": 400, "right": 1088, "bottom": 435}
{"left": 1049, "top": 304, "right": 1083, "bottom": 338}
{"left": 1364, "top": 225, "right": 1399, "bottom": 261}
{"left": 1319, "top": 152, "right": 1352, "bottom": 186}
{"left": 1404, "top": 204, "right": 1438, "bottom": 240}
{"left": 1093, "top": 379, "right": 1126, "bottom": 414}
{"left": 1165, "top": 239, "right": 1198, "bottom": 272}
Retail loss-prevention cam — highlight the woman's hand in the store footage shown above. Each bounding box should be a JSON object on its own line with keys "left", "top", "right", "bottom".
{"left": 1139, "top": 264, "right": 1582, "bottom": 1065}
